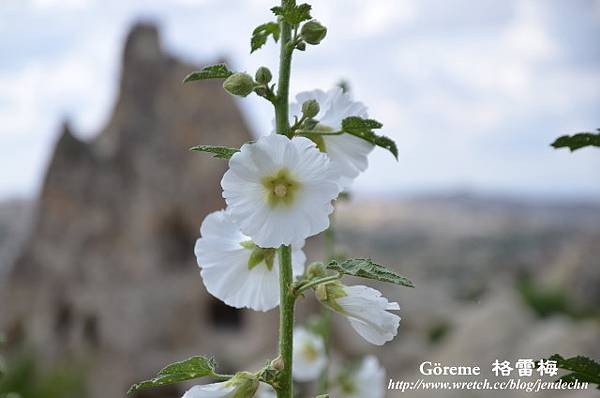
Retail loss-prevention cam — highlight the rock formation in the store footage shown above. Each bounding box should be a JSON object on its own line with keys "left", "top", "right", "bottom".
{"left": 2, "top": 22, "right": 278, "bottom": 398}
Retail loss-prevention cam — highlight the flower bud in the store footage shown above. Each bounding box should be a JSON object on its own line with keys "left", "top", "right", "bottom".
{"left": 301, "top": 20, "right": 327, "bottom": 45}
{"left": 255, "top": 66, "right": 272, "bottom": 84}
{"left": 223, "top": 72, "right": 255, "bottom": 97}
{"left": 315, "top": 281, "right": 347, "bottom": 313}
{"left": 302, "top": 99, "right": 320, "bottom": 119}
{"left": 307, "top": 262, "right": 326, "bottom": 278}
{"left": 270, "top": 356, "right": 285, "bottom": 371}
{"left": 227, "top": 372, "right": 259, "bottom": 398}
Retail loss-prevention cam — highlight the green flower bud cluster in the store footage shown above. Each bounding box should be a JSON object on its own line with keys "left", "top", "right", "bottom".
{"left": 223, "top": 67, "right": 275, "bottom": 100}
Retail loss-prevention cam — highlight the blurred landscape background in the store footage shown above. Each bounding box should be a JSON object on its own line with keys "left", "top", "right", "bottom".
{"left": 1, "top": 1, "right": 599, "bottom": 398}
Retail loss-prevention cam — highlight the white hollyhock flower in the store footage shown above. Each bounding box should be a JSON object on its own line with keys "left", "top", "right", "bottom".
{"left": 292, "top": 327, "right": 327, "bottom": 381}
{"left": 182, "top": 373, "right": 258, "bottom": 398}
{"left": 289, "top": 87, "right": 373, "bottom": 188}
{"left": 194, "top": 210, "right": 306, "bottom": 311}
{"left": 221, "top": 134, "right": 340, "bottom": 248}
{"left": 316, "top": 283, "right": 400, "bottom": 345}
{"left": 334, "top": 356, "right": 386, "bottom": 398}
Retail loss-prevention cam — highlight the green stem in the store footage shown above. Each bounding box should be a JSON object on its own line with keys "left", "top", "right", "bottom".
{"left": 294, "top": 274, "right": 341, "bottom": 295}
{"left": 277, "top": 244, "right": 294, "bottom": 398}
{"left": 273, "top": 5, "right": 296, "bottom": 397}
{"left": 275, "top": 13, "right": 293, "bottom": 137}
{"left": 296, "top": 130, "right": 344, "bottom": 136}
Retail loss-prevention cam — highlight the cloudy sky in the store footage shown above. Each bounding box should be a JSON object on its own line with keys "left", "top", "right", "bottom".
{"left": 1, "top": 0, "right": 599, "bottom": 200}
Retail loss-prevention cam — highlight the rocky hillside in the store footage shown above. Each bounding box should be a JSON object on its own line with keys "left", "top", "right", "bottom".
{"left": 1, "top": 23, "right": 262, "bottom": 398}
{"left": 0, "top": 199, "right": 32, "bottom": 279}
{"left": 331, "top": 197, "right": 600, "bottom": 398}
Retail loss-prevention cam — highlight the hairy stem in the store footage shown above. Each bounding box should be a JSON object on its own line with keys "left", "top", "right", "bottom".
{"left": 295, "top": 274, "right": 341, "bottom": 295}
{"left": 275, "top": 12, "right": 293, "bottom": 137}
{"left": 277, "top": 244, "right": 294, "bottom": 398}
{"left": 274, "top": 4, "right": 295, "bottom": 397}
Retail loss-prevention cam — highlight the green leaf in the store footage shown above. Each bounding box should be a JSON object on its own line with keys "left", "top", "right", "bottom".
{"left": 128, "top": 356, "right": 217, "bottom": 394}
{"left": 341, "top": 116, "right": 398, "bottom": 159}
{"left": 251, "top": 22, "right": 280, "bottom": 53}
{"left": 327, "top": 258, "right": 414, "bottom": 288}
{"left": 190, "top": 145, "right": 239, "bottom": 159}
{"left": 548, "top": 354, "right": 600, "bottom": 389}
{"left": 183, "top": 64, "right": 234, "bottom": 83}
{"left": 271, "top": 1, "right": 312, "bottom": 26}
{"left": 551, "top": 130, "right": 600, "bottom": 151}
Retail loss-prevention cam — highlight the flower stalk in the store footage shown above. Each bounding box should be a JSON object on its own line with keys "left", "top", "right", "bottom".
{"left": 274, "top": 3, "right": 296, "bottom": 397}
{"left": 294, "top": 274, "right": 341, "bottom": 295}
{"left": 277, "top": 244, "right": 294, "bottom": 398}
{"left": 275, "top": 8, "right": 293, "bottom": 138}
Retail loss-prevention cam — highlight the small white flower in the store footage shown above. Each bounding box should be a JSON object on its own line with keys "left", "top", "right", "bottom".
{"left": 316, "top": 283, "right": 400, "bottom": 345}
{"left": 221, "top": 134, "right": 340, "bottom": 248}
{"left": 182, "top": 373, "right": 258, "bottom": 398}
{"left": 292, "top": 326, "right": 327, "bottom": 381}
{"left": 334, "top": 356, "right": 386, "bottom": 398}
{"left": 195, "top": 210, "right": 306, "bottom": 311}
{"left": 289, "top": 87, "right": 374, "bottom": 188}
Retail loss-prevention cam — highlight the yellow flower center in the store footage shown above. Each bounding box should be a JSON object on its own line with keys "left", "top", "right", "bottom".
{"left": 301, "top": 342, "right": 319, "bottom": 361}
{"left": 262, "top": 168, "right": 301, "bottom": 208}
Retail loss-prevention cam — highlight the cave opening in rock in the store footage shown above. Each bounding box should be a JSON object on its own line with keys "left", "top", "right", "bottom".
{"left": 54, "top": 299, "right": 73, "bottom": 340}
{"left": 83, "top": 314, "right": 100, "bottom": 347}
{"left": 159, "top": 213, "right": 195, "bottom": 269}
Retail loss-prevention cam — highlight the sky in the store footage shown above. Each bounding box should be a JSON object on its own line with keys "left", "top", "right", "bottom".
{"left": 1, "top": 0, "right": 599, "bottom": 201}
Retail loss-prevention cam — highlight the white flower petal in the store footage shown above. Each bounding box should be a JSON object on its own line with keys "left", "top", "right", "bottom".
{"left": 336, "top": 285, "right": 400, "bottom": 345}
{"left": 292, "top": 327, "right": 327, "bottom": 381}
{"left": 222, "top": 134, "right": 340, "bottom": 248}
{"left": 182, "top": 382, "right": 235, "bottom": 398}
{"left": 334, "top": 356, "right": 386, "bottom": 398}
{"left": 195, "top": 210, "right": 306, "bottom": 311}
{"left": 288, "top": 87, "right": 373, "bottom": 189}
{"left": 353, "top": 356, "right": 386, "bottom": 398}
{"left": 256, "top": 383, "right": 277, "bottom": 398}
{"left": 322, "top": 133, "right": 373, "bottom": 186}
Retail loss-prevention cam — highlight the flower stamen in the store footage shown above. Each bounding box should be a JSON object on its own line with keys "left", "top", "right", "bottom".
{"left": 274, "top": 183, "right": 288, "bottom": 198}
{"left": 262, "top": 168, "right": 301, "bottom": 208}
